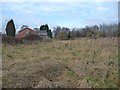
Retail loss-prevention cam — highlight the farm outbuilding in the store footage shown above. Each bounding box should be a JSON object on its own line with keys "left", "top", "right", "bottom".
{"left": 17, "top": 28, "right": 37, "bottom": 39}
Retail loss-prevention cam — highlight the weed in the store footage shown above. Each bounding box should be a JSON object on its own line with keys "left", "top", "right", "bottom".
{"left": 67, "top": 70, "right": 75, "bottom": 77}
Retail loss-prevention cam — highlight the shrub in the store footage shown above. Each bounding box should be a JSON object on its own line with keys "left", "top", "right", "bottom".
{"left": 2, "top": 36, "right": 23, "bottom": 44}
{"left": 57, "top": 31, "right": 69, "bottom": 40}
{"left": 23, "top": 34, "right": 52, "bottom": 43}
{"left": 23, "top": 34, "right": 42, "bottom": 41}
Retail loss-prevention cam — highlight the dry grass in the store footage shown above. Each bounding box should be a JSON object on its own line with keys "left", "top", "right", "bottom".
{"left": 2, "top": 37, "right": 118, "bottom": 88}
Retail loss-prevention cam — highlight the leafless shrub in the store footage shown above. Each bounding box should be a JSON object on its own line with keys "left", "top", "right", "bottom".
{"left": 23, "top": 34, "right": 42, "bottom": 41}
{"left": 2, "top": 36, "right": 23, "bottom": 45}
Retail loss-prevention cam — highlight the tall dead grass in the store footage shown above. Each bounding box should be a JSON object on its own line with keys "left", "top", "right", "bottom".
{"left": 2, "top": 37, "right": 118, "bottom": 88}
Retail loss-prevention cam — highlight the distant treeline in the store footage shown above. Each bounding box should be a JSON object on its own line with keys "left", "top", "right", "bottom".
{"left": 53, "top": 23, "right": 118, "bottom": 40}
{"left": 2, "top": 19, "right": 119, "bottom": 40}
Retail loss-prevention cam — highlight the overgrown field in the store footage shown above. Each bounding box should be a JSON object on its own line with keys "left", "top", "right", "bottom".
{"left": 2, "top": 38, "right": 118, "bottom": 88}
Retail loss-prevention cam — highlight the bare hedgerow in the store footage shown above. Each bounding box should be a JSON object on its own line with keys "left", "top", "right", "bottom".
{"left": 2, "top": 36, "right": 23, "bottom": 45}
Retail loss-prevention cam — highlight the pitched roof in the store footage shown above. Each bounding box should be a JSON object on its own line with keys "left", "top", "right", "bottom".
{"left": 19, "top": 27, "right": 35, "bottom": 33}
{"left": 17, "top": 27, "right": 37, "bottom": 39}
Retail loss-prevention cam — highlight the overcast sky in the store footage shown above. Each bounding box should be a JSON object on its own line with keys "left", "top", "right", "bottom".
{"left": 0, "top": 0, "right": 118, "bottom": 32}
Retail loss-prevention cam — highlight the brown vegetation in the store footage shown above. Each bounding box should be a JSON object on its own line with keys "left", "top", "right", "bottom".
{"left": 2, "top": 38, "right": 118, "bottom": 88}
{"left": 2, "top": 35, "right": 51, "bottom": 45}
{"left": 2, "top": 36, "right": 23, "bottom": 44}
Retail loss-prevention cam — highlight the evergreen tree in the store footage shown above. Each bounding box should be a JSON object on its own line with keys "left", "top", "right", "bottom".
{"left": 40, "top": 25, "right": 45, "bottom": 30}
{"left": 6, "top": 19, "right": 16, "bottom": 37}
{"left": 47, "top": 29, "right": 52, "bottom": 39}
{"left": 45, "top": 24, "right": 49, "bottom": 32}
